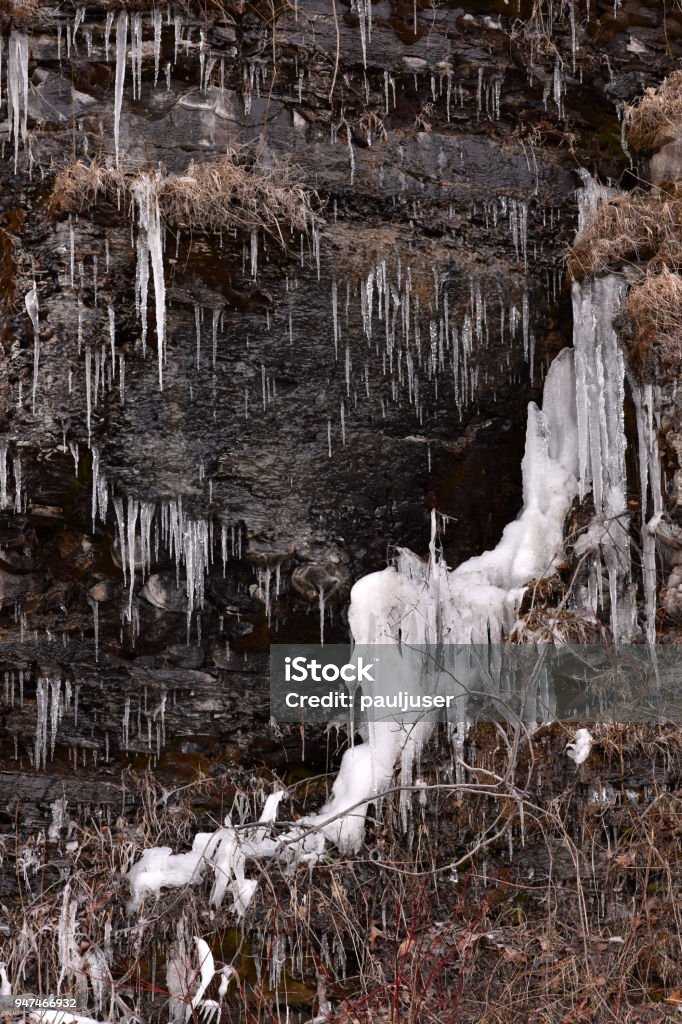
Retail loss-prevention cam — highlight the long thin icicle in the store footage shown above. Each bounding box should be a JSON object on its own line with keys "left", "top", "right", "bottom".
{"left": 7, "top": 30, "right": 29, "bottom": 173}
{"left": 25, "top": 285, "right": 40, "bottom": 412}
{"left": 114, "top": 12, "right": 128, "bottom": 167}
{"left": 133, "top": 174, "right": 166, "bottom": 388}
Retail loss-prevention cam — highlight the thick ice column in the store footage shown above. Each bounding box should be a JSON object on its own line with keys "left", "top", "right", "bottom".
{"left": 334, "top": 348, "right": 581, "bottom": 847}
{"left": 572, "top": 276, "right": 635, "bottom": 640}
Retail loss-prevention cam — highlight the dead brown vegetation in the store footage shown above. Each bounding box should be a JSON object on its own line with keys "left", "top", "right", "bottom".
{"left": 627, "top": 266, "right": 682, "bottom": 382}
{"left": 0, "top": 0, "right": 40, "bottom": 29}
{"left": 50, "top": 154, "right": 320, "bottom": 244}
{"left": 5, "top": 723, "right": 682, "bottom": 1023}
{"left": 625, "top": 70, "right": 682, "bottom": 152}
{"left": 567, "top": 187, "right": 682, "bottom": 281}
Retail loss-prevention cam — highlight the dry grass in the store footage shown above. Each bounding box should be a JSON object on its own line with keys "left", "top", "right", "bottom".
{"left": 4, "top": 725, "right": 682, "bottom": 1022}
{"left": 50, "top": 154, "right": 320, "bottom": 244}
{"left": 567, "top": 187, "right": 682, "bottom": 280}
{"left": 0, "top": 0, "right": 40, "bottom": 29}
{"left": 626, "top": 266, "right": 682, "bottom": 382}
{"left": 625, "top": 70, "right": 682, "bottom": 152}
{"left": 510, "top": 607, "right": 600, "bottom": 643}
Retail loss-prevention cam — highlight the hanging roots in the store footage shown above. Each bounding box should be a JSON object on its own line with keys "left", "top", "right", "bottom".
{"left": 625, "top": 70, "right": 682, "bottom": 152}
{"left": 567, "top": 186, "right": 682, "bottom": 280}
{"left": 627, "top": 266, "right": 682, "bottom": 382}
{"left": 50, "top": 154, "right": 321, "bottom": 245}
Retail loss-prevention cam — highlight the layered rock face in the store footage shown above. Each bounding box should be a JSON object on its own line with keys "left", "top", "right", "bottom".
{"left": 0, "top": 0, "right": 681, "bottom": 881}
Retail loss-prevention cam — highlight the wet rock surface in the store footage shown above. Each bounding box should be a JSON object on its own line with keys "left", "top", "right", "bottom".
{"left": 1, "top": 4, "right": 682, "bottom": 1018}
{"left": 0, "top": 0, "right": 681, "bottom": 801}
{"left": 0, "top": 1, "right": 679, "bottom": 750}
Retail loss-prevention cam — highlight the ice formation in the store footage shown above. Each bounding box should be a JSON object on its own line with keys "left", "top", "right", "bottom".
{"left": 572, "top": 276, "right": 636, "bottom": 641}
{"left": 188, "top": 938, "right": 215, "bottom": 1018}
{"left": 127, "top": 791, "right": 287, "bottom": 916}
{"left": 349, "top": 346, "right": 579, "bottom": 649}
{"left": 632, "top": 382, "right": 663, "bottom": 647}
{"left": 133, "top": 175, "right": 166, "bottom": 389}
{"left": 309, "top": 346, "right": 580, "bottom": 845}
{"left": 565, "top": 727, "right": 593, "bottom": 766}
{"left": 126, "top": 346, "right": 583, "bottom": 906}
{"left": 113, "top": 12, "right": 127, "bottom": 167}
{"left": 25, "top": 286, "right": 40, "bottom": 413}
{"left": 7, "top": 30, "right": 29, "bottom": 172}
{"left": 0, "top": 962, "right": 11, "bottom": 996}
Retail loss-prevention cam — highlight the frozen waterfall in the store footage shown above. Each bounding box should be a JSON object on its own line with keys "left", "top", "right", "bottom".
{"left": 311, "top": 346, "right": 581, "bottom": 852}
{"left": 571, "top": 276, "right": 636, "bottom": 642}
{"left": 349, "top": 346, "right": 579, "bottom": 650}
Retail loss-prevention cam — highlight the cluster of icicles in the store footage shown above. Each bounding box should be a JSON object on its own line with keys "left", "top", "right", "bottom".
{"left": 6, "top": 4, "right": 561, "bottom": 453}
{"left": 118, "top": 175, "right": 664, "bottom": 929}
{"left": 1, "top": 0, "right": 583, "bottom": 188}
{"left": 90, "top": 449, "right": 244, "bottom": 640}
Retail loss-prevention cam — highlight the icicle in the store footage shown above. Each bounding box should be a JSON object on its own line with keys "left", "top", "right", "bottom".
{"left": 195, "top": 305, "right": 201, "bottom": 367}
{"left": 136, "top": 233, "right": 150, "bottom": 356}
{"left": 127, "top": 496, "right": 139, "bottom": 618}
{"left": 108, "top": 304, "right": 116, "bottom": 367}
{"left": 153, "top": 8, "right": 162, "bottom": 86}
{"left": 131, "top": 13, "right": 143, "bottom": 101}
{"left": 25, "top": 286, "right": 40, "bottom": 413}
{"left": 632, "top": 383, "right": 663, "bottom": 647}
{"left": 250, "top": 229, "right": 258, "bottom": 279}
{"left": 572, "top": 275, "right": 633, "bottom": 640}
{"left": 113, "top": 497, "right": 127, "bottom": 587}
{"left": 85, "top": 347, "right": 92, "bottom": 445}
{"left": 104, "top": 11, "right": 114, "bottom": 60}
{"left": 91, "top": 447, "right": 100, "bottom": 532}
{"left": 133, "top": 175, "right": 166, "bottom": 388}
{"left": 68, "top": 218, "right": 75, "bottom": 287}
{"left": 34, "top": 678, "right": 48, "bottom": 770}
{"left": 7, "top": 30, "right": 29, "bottom": 173}
{"left": 11, "top": 454, "right": 20, "bottom": 512}
{"left": 347, "top": 126, "right": 355, "bottom": 186}
{"left": 114, "top": 13, "right": 128, "bottom": 167}
{"left": 212, "top": 307, "right": 220, "bottom": 368}
{"left": 0, "top": 445, "right": 7, "bottom": 508}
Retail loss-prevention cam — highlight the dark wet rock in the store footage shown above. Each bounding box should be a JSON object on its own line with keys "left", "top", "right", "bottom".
{"left": 0, "top": 565, "right": 43, "bottom": 606}
{"left": 290, "top": 558, "right": 351, "bottom": 604}
{"left": 0, "top": 1, "right": 681, "bottom": 911}
{"left": 140, "top": 572, "right": 188, "bottom": 613}
{"left": 88, "top": 579, "right": 117, "bottom": 602}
